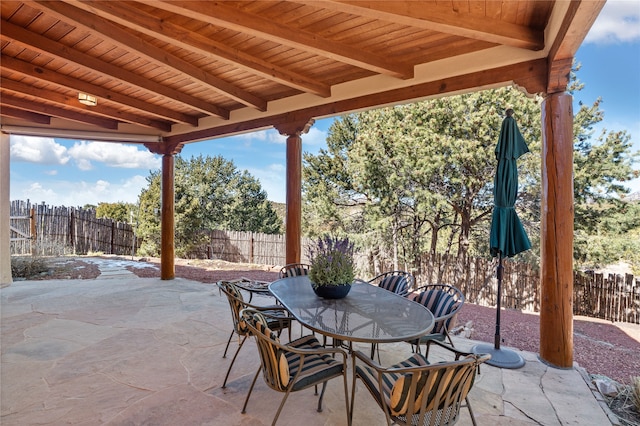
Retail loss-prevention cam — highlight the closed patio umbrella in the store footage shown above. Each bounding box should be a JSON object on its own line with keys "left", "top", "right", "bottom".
{"left": 473, "top": 109, "right": 531, "bottom": 369}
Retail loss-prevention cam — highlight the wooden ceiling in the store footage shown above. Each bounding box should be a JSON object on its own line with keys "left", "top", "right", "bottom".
{"left": 0, "top": 1, "right": 604, "bottom": 147}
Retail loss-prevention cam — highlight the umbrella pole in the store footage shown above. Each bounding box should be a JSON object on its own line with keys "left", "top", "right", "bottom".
{"left": 472, "top": 253, "right": 524, "bottom": 369}
{"left": 494, "top": 255, "right": 503, "bottom": 350}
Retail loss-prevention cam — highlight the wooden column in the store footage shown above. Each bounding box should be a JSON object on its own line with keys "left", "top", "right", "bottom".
{"left": 160, "top": 154, "right": 175, "bottom": 279}
{"left": 145, "top": 141, "right": 184, "bottom": 280}
{"left": 274, "top": 119, "right": 314, "bottom": 265}
{"left": 540, "top": 92, "right": 574, "bottom": 368}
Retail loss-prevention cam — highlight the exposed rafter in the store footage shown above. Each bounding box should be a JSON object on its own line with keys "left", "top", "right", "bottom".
{"left": 63, "top": 0, "right": 332, "bottom": 98}
{"left": 150, "top": 0, "right": 415, "bottom": 79}
{"left": 1, "top": 1, "right": 603, "bottom": 141}
{"left": 35, "top": 0, "right": 262, "bottom": 112}
{"left": 310, "top": 0, "right": 545, "bottom": 50}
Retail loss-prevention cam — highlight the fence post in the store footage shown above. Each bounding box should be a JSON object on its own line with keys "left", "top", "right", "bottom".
{"left": 70, "top": 209, "right": 75, "bottom": 254}
{"left": 30, "top": 207, "right": 36, "bottom": 255}
{"left": 250, "top": 233, "right": 254, "bottom": 263}
{"left": 111, "top": 220, "right": 115, "bottom": 254}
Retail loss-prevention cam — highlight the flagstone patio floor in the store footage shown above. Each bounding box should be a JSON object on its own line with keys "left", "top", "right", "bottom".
{"left": 1, "top": 262, "right": 617, "bottom": 425}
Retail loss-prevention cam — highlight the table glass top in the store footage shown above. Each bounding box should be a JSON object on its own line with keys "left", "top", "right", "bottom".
{"left": 269, "top": 276, "right": 434, "bottom": 343}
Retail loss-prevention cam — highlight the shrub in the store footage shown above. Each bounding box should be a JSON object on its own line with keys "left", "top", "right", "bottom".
{"left": 11, "top": 256, "right": 50, "bottom": 278}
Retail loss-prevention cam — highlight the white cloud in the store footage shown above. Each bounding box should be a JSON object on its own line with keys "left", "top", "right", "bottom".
{"left": 10, "top": 136, "right": 161, "bottom": 171}
{"left": 11, "top": 175, "right": 149, "bottom": 207}
{"left": 585, "top": 1, "right": 640, "bottom": 44}
{"left": 67, "top": 141, "right": 161, "bottom": 170}
{"left": 244, "top": 126, "right": 327, "bottom": 146}
{"left": 10, "top": 136, "right": 70, "bottom": 165}
{"left": 303, "top": 127, "right": 328, "bottom": 146}
{"left": 248, "top": 163, "right": 286, "bottom": 203}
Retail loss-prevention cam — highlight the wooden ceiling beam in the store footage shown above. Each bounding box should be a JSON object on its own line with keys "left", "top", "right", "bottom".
{"left": 34, "top": 0, "right": 264, "bottom": 112}
{"left": 312, "top": 0, "right": 544, "bottom": 50}
{"left": 152, "top": 0, "right": 415, "bottom": 79}
{"left": 74, "top": 1, "right": 331, "bottom": 98}
{"left": 1, "top": 92, "right": 120, "bottom": 129}
{"left": 166, "top": 59, "right": 548, "bottom": 145}
{"left": 1, "top": 19, "right": 229, "bottom": 120}
{"left": 1, "top": 78, "right": 172, "bottom": 132}
{"left": 546, "top": 0, "right": 605, "bottom": 93}
{"left": 1, "top": 54, "right": 197, "bottom": 126}
{"left": 0, "top": 105, "right": 51, "bottom": 125}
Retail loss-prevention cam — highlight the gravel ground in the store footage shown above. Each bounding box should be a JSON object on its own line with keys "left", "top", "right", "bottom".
{"left": 25, "top": 256, "right": 640, "bottom": 386}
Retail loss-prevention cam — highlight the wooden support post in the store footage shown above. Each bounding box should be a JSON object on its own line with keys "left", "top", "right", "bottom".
{"left": 161, "top": 154, "right": 175, "bottom": 280}
{"left": 144, "top": 141, "right": 184, "bottom": 280}
{"left": 540, "top": 92, "right": 574, "bottom": 368}
{"left": 285, "top": 133, "right": 302, "bottom": 264}
{"left": 275, "top": 119, "right": 314, "bottom": 265}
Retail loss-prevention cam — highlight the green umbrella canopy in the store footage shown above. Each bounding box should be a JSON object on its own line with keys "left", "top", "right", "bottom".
{"left": 489, "top": 113, "right": 532, "bottom": 259}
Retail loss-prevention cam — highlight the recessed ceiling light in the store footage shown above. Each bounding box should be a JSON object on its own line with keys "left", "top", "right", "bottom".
{"left": 78, "top": 93, "right": 97, "bottom": 106}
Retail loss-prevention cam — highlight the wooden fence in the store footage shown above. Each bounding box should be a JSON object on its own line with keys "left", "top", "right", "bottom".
{"left": 414, "top": 253, "right": 638, "bottom": 324}
{"left": 8, "top": 202, "right": 638, "bottom": 324}
{"left": 205, "top": 229, "right": 311, "bottom": 265}
{"left": 10, "top": 200, "right": 137, "bottom": 256}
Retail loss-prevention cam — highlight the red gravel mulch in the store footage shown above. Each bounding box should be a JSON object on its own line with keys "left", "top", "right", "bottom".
{"left": 457, "top": 304, "right": 640, "bottom": 385}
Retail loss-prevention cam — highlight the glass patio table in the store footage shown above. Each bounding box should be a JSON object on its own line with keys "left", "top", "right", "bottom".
{"left": 269, "top": 276, "right": 434, "bottom": 344}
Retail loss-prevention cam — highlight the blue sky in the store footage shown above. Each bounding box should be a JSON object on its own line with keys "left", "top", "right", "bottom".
{"left": 9, "top": 1, "right": 640, "bottom": 207}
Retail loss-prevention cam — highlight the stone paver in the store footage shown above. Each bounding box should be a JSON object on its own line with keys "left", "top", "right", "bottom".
{"left": 1, "top": 268, "right": 613, "bottom": 425}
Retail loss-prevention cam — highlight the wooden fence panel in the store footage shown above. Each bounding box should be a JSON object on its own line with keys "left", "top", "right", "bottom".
{"left": 10, "top": 201, "right": 137, "bottom": 256}
{"left": 206, "top": 230, "right": 311, "bottom": 265}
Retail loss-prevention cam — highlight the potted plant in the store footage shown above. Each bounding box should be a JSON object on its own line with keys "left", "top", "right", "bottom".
{"left": 307, "top": 235, "right": 356, "bottom": 299}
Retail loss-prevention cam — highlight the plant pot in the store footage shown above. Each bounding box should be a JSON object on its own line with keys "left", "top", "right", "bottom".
{"left": 312, "top": 283, "right": 352, "bottom": 299}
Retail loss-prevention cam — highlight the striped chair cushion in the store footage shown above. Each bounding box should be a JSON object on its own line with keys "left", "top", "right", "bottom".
{"left": 379, "top": 275, "right": 409, "bottom": 297}
{"left": 356, "top": 353, "right": 429, "bottom": 416}
{"left": 222, "top": 282, "right": 287, "bottom": 335}
{"left": 280, "top": 264, "right": 310, "bottom": 278}
{"left": 250, "top": 313, "right": 343, "bottom": 392}
{"left": 414, "top": 290, "right": 456, "bottom": 333}
{"left": 357, "top": 354, "right": 477, "bottom": 420}
{"left": 285, "top": 335, "right": 344, "bottom": 391}
{"left": 251, "top": 313, "right": 290, "bottom": 389}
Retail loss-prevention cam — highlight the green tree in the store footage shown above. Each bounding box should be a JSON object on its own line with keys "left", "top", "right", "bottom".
{"left": 96, "top": 202, "right": 136, "bottom": 223}
{"left": 305, "top": 87, "right": 542, "bottom": 272}
{"left": 137, "top": 155, "right": 281, "bottom": 257}
{"left": 304, "top": 79, "right": 638, "bottom": 273}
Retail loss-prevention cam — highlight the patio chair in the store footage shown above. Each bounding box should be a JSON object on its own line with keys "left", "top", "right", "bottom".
{"left": 409, "top": 284, "right": 465, "bottom": 357}
{"left": 368, "top": 271, "right": 414, "bottom": 358}
{"left": 278, "top": 263, "right": 311, "bottom": 278}
{"left": 240, "top": 308, "right": 351, "bottom": 426}
{"left": 351, "top": 339, "right": 490, "bottom": 426}
{"left": 368, "top": 270, "right": 414, "bottom": 297}
{"left": 217, "top": 281, "right": 293, "bottom": 389}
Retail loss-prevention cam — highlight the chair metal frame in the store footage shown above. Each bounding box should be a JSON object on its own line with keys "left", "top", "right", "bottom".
{"left": 410, "top": 284, "right": 465, "bottom": 357}
{"left": 241, "top": 308, "right": 351, "bottom": 426}
{"left": 351, "top": 340, "right": 490, "bottom": 426}
{"left": 217, "top": 281, "right": 293, "bottom": 388}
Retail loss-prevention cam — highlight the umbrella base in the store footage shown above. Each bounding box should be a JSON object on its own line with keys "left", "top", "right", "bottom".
{"left": 471, "top": 343, "right": 525, "bottom": 369}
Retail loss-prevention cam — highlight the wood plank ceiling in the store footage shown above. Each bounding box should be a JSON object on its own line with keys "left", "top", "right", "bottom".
{"left": 1, "top": 1, "right": 604, "bottom": 147}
